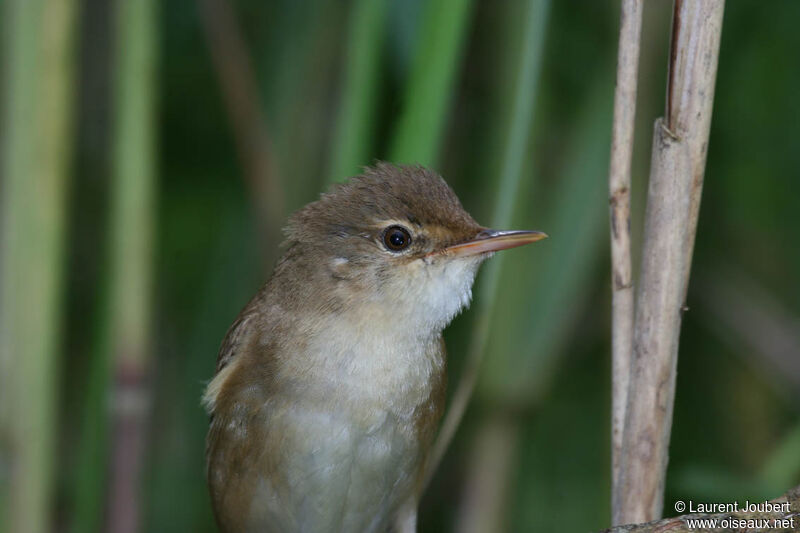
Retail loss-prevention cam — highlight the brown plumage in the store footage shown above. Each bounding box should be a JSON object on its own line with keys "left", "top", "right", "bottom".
{"left": 204, "top": 163, "right": 546, "bottom": 532}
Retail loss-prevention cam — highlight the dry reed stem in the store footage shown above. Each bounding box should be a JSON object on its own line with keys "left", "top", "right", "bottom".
{"left": 608, "top": 0, "right": 643, "bottom": 524}
{"left": 617, "top": 0, "right": 725, "bottom": 523}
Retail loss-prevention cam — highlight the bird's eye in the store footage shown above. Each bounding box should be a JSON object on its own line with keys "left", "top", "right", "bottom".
{"left": 382, "top": 225, "right": 412, "bottom": 252}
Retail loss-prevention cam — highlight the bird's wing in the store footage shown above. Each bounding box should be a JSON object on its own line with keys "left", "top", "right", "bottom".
{"left": 203, "top": 288, "right": 267, "bottom": 414}
{"left": 215, "top": 311, "right": 255, "bottom": 373}
{"left": 205, "top": 339, "right": 279, "bottom": 532}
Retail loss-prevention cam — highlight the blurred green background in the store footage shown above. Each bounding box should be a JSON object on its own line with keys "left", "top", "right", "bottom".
{"left": 1, "top": 0, "right": 799, "bottom": 532}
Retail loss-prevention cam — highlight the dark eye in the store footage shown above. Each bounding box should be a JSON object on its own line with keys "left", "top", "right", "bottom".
{"left": 382, "top": 225, "right": 412, "bottom": 252}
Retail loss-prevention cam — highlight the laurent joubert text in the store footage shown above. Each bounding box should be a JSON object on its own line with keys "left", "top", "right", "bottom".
{"left": 674, "top": 500, "right": 791, "bottom": 514}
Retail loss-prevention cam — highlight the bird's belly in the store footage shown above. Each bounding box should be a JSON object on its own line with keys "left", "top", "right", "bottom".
{"left": 248, "top": 402, "right": 422, "bottom": 533}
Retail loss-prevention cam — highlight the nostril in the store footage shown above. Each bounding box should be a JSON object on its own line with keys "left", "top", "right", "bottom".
{"left": 475, "top": 229, "right": 501, "bottom": 240}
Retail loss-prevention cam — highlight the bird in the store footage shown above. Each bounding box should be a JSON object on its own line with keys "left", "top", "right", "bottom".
{"left": 203, "top": 162, "right": 546, "bottom": 533}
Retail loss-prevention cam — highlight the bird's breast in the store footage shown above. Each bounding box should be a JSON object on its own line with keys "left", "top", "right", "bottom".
{"left": 240, "top": 330, "right": 445, "bottom": 532}
{"left": 281, "top": 311, "right": 446, "bottom": 418}
{"left": 207, "top": 309, "right": 447, "bottom": 532}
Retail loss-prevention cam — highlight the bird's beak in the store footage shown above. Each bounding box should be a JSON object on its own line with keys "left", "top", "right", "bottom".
{"left": 439, "top": 229, "right": 548, "bottom": 257}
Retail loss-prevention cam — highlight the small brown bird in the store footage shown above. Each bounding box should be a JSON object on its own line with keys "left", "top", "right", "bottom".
{"left": 204, "top": 163, "right": 546, "bottom": 532}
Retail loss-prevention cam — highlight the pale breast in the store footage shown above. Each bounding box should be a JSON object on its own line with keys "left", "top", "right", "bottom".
{"left": 250, "top": 329, "right": 444, "bottom": 532}
{"left": 207, "top": 306, "right": 447, "bottom": 532}
{"left": 243, "top": 398, "right": 423, "bottom": 532}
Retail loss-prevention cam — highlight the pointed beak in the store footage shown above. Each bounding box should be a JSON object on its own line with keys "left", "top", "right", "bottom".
{"left": 438, "top": 229, "right": 548, "bottom": 257}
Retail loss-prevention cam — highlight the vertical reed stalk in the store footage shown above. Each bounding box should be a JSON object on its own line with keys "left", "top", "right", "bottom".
{"left": 608, "top": 0, "right": 643, "bottom": 524}
{"left": 0, "top": 0, "right": 77, "bottom": 532}
{"left": 618, "top": 0, "right": 725, "bottom": 523}
{"left": 104, "top": 0, "right": 158, "bottom": 531}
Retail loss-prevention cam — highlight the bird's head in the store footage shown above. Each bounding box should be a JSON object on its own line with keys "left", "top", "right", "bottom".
{"left": 282, "top": 163, "right": 547, "bottom": 335}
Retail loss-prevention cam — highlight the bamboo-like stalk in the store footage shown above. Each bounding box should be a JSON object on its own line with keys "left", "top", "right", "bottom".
{"left": 0, "top": 0, "right": 77, "bottom": 532}
{"left": 326, "top": 0, "right": 388, "bottom": 183}
{"left": 618, "top": 0, "right": 725, "bottom": 523}
{"left": 423, "top": 0, "right": 551, "bottom": 487}
{"left": 104, "top": 0, "right": 158, "bottom": 531}
{"left": 388, "top": 0, "right": 475, "bottom": 166}
{"left": 608, "top": 0, "right": 643, "bottom": 525}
